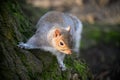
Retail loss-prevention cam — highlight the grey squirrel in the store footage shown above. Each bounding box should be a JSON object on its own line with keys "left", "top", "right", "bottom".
{"left": 18, "top": 11, "right": 82, "bottom": 71}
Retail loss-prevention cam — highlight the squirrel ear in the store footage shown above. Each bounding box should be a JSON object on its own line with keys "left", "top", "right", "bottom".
{"left": 66, "top": 26, "right": 71, "bottom": 32}
{"left": 54, "top": 29, "right": 61, "bottom": 37}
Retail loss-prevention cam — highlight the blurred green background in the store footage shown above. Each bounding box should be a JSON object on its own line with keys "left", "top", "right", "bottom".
{"left": 19, "top": 0, "right": 120, "bottom": 80}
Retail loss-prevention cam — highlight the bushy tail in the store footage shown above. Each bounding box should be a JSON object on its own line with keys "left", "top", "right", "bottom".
{"left": 69, "top": 14, "right": 83, "bottom": 54}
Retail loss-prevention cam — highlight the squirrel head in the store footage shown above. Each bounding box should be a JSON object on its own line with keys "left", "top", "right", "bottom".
{"left": 49, "top": 26, "right": 72, "bottom": 54}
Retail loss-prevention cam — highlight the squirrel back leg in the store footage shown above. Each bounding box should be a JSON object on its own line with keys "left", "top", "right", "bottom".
{"left": 74, "top": 20, "right": 82, "bottom": 54}
{"left": 74, "top": 35, "right": 81, "bottom": 54}
{"left": 69, "top": 14, "right": 82, "bottom": 54}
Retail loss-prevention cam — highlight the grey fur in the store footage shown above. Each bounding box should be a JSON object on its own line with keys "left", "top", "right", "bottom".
{"left": 18, "top": 11, "right": 82, "bottom": 71}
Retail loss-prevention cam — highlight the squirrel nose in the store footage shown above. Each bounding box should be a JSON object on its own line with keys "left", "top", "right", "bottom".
{"left": 66, "top": 50, "right": 72, "bottom": 54}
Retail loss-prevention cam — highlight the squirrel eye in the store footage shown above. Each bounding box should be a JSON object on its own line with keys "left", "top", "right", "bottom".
{"left": 60, "top": 42, "right": 64, "bottom": 46}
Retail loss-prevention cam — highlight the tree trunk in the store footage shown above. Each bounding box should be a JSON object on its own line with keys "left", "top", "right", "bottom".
{"left": 0, "top": 0, "right": 92, "bottom": 80}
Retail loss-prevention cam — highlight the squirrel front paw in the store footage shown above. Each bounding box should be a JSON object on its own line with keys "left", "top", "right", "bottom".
{"left": 17, "top": 42, "right": 26, "bottom": 49}
{"left": 17, "top": 42, "right": 30, "bottom": 49}
{"left": 60, "top": 64, "right": 67, "bottom": 71}
{"left": 18, "top": 42, "right": 34, "bottom": 49}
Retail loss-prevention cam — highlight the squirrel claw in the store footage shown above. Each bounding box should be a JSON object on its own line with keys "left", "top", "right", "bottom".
{"left": 17, "top": 42, "right": 29, "bottom": 49}
{"left": 17, "top": 42, "right": 25, "bottom": 48}
{"left": 60, "top": 64, "right": 67, "bottom": 71}
{"left": 61, "top": 67, "right": 66, "bottom": 71}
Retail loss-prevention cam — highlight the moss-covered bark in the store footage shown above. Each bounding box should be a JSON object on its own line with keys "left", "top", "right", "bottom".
{"left": 0, "top": 0, "right": 92, "bottom": 80}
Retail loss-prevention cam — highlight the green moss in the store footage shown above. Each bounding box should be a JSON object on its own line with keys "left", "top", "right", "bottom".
{"left": 34, "top": 53, "right": 92, "bottom": 80}
{"left": 73, "top": 60, "right": 88, "bottom": 80}
{"left": 65, "top": 56, "right": 91, "bottom": 80}
{"left": 40, "top": 62, "right": 67, "bottom": 80}
{"left": 38, "top": 55, "right": 63, "bottom": 80}
{"left": 0, "top": 0, "right": 33, "bottom": 45}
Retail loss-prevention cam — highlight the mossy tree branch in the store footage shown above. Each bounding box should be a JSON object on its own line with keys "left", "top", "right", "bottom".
{"left": 0, "top": 0, "right": 92, "bottom": 80}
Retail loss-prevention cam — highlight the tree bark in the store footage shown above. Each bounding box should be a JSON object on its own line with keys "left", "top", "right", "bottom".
{"left": 0, "top": 0, "right": 92, "bottom": 80}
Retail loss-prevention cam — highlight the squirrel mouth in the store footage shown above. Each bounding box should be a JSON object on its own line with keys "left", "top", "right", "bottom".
{"left": 59, "top": 48, "right": 72, "bottom": 54}
{"left": 62, "top": 49, "right": 72, "bottom": 54}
